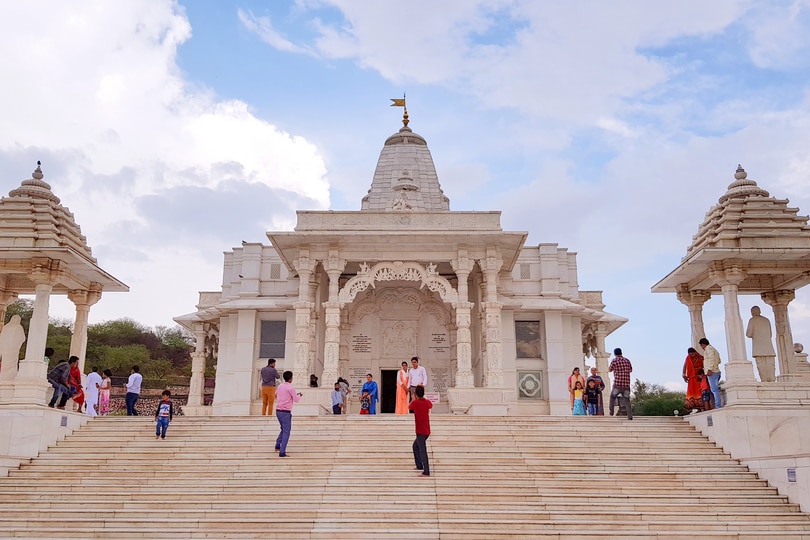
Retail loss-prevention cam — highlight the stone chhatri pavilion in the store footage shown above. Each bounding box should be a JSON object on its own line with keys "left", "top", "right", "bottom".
{"left": 653, "top": 165, "right": 810, "bottom": 391}
{"left": 653, "top": 165, "right": 810, "bottom": 511}
{"left": 0, "top": 162, "right": 127, "bottom": 462}
{"left": 0, "top": 163, "right": 128, "bottom": 402}
{"left": 175, "top": 109, "right": 627, "bottom": 416}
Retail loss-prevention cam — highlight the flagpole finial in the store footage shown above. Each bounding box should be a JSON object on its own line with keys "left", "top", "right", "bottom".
{"left": 390, "top": 93, "right": 409, "bottom": 127}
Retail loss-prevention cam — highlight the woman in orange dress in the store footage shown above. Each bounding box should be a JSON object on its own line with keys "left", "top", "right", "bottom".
{"left": 395, "top": 361, "right": 410, "bottom": 414}
{"left": 567, "top": 367, "right": 585, "bottom": 411}
{"left": 682, "top": 347, "right": 705, "bottom": 412}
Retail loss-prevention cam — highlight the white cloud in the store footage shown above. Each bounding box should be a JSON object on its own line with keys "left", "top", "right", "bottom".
{"left": 298, "top": 0, "right": 746, "bottom": 125}
{"left": 0, "top": 1, "right": 330, "bottom": 326}
{"left": 237, "top": 9, "right": 312, "bottom": 54}
{"left": 744, "top": 0, "right": 810, "bottom": 70}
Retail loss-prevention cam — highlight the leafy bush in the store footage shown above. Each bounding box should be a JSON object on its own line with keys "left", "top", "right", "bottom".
{"left": 632, "top": 380, "right": 686, "bottom": 416}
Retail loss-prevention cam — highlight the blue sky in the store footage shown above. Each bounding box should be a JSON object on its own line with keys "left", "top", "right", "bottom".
{"left": 2, "top": 0, "right": 810, "bottom": 390}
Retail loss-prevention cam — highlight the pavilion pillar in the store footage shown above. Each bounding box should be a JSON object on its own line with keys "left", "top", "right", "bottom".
{"left": 452, "top": 253, "right": 474, "bottom": 388}
{"left": 292, "top": 251, "right": 316, "bottom": 386}
{"left": 322, "top": 251, "right": 346, "bottom": 385}
{"left": 68, "top": 284, "right": 102, "bottom": 374}
{"left": 594, "top": 322, "right": 610, "bottom": 379}
{"left": 482, "top": 252, "right": 503, "bottom": 388}
{"left": 11, "top": 264, "right": 56, "bottom": 405}
{"left": 709, "top": 262, "right": 755, "bottom": 383}
{"left": 187, "top": 322, "right": 207, "bottom": 407}
{"left": 676, "top": 285, "right": 712, "bottom": 348}
{"left": 761, "top": 290, "right": 802, "bottom": 379}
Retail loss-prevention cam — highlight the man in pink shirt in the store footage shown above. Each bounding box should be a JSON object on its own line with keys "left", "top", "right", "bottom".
{"left": 275, "top": 371, "right": 302, "bottom": 457}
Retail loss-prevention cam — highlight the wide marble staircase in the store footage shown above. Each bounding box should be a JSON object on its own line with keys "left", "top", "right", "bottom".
{"left": 0, "top": 415, "right": 808, "bottom": 539}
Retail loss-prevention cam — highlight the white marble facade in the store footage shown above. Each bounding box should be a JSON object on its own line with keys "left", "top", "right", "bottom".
{"left": 176, "top": 115, "right": 626, "bottom": 415}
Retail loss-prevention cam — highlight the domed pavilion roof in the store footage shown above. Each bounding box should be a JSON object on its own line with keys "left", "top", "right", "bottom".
{"left": 686, "top": 165, "right": 810, "bottom": 256}
{"left": 0, "top": 162, "right": 95, "bottom": 261}
{"left": 0, "top": 162, "right": 127, "bottom": 295}
{"left": 653, "top": 165, "right": 810, "bottom": 294}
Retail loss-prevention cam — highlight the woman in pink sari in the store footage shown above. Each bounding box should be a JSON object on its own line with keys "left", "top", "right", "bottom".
{"left": 682, "top": 347, "right": 704, "bottom": 412}
{"left": 395, "top": 361, "right": 410, "bottom": 414}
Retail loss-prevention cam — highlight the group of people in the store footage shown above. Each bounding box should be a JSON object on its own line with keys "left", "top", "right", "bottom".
{"left": 274, "top": 362, "right": 434, "bottom": 476}
{"left": 327, "top": 355, "right": 428, "bottom": 416}
{"left": 569, "top": 348, "right": 633, "bottom": 420}
{"left": 46, "top": 357, "right": 142, "bottom": 417}
{"left": 682, "top": 337, "right": 724, "bottom": 411}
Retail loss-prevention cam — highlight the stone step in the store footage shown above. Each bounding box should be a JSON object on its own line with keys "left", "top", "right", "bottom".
{"left": 0, "top": 415, "right": 806, "bottom": 539}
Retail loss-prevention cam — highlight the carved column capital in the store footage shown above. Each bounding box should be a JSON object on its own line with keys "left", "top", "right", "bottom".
{"left": 67, "top": 283, "right": 103, "bottom": 307}
{"left": 676, "top": 284, "right": 711, "bottom": 307}
{"left": 450, "top": 250, "right": 474, "bottom": 274}
{"left": 324, "top": 249, "right": 346, "bottom": 274}
{"left": 293, "top": 250, "right": 317, "bottom": 274}
{"left": 761, "top": 289, "right": 795, "bottom": 307}
{"left": 29, "top": 257, "right": 62, "bottom": 285}
{"left": 709, "top": 261, "right": 746, "bottom": 287}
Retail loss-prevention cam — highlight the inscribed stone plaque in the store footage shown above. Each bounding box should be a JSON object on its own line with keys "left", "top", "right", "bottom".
{"left": 430, "top": 367, "right": 449, "bottom": 398}
{"left": 349, "top": 367, "right": 370, "bottom": 395}
{"left": 428, "top": 332, "right": 448, "bottom": 354}
{"left": 351, "top": 334, "right": 372, "bottom": 354}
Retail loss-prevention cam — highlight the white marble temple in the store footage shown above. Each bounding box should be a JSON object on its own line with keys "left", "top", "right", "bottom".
{"left": 175, "top": 115, "right": 626, "bottom": 416}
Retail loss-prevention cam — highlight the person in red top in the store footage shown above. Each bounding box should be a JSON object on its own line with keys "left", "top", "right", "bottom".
{"left": 608, "top": 347, "right": 633, "bottom": 420}
{"left": 68, "top": 355, "right": 84, "bottom": 412}
{"left": 408, "top": 385, "right": 433, "bottom": 477}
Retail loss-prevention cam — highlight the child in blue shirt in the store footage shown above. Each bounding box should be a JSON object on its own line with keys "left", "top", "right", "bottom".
{"left": 154, "top": 390, "right": 174, "bottom": 439}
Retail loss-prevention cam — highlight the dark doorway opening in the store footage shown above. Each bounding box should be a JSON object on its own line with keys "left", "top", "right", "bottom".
{"left": 381, "top": 369, "right": 398, "bottom": 413}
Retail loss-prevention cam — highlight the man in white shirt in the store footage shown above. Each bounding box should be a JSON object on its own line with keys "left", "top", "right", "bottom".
{"left": 125, "top": 365, "right": 143, "bottom": 416}
{"left": 699, "top": 338, "right": 723, "bottom": 408}
{"left": 408, "top": 356, "right": 428, "bottom": 403}
{"left": 84, "top": 366, "right": 103, "bottom": 417}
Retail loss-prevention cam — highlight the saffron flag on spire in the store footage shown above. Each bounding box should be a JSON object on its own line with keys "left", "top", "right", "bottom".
{"left": 390, "top": 97, "right": 406, "bottom": 107}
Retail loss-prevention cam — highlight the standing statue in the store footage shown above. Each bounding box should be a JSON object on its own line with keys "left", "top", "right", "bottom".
{"left": 746, "top": 305, "right": 777, "bottom": 382}
{"left": 0, "top": 315, "right": 27, "bottom": 382}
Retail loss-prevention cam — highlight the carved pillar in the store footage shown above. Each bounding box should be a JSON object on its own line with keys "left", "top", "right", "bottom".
{"left": 482, "top": 252, "right": 504, "bottom": 388}
{"left": 451, "top": 252, "right": 474, "bottom": 388}
{"left": 676, "top": 285, "right": 712, "bottom": 348}
{"left": 187, "top": 322, "right": 207, "bottom": 407}
{"left": 761, "top": 290, "right": 798, "bottom": 379}
{"left": 709, "top": 262, "right": 755, "bottom": 383}
{"left": 12, "top": 262, "right": 57, "bottom": 404}
{"left": 293, "top": 252, "right": 316, "bottom": 386}
{"left": 68, "top": 284, "right": 102, "bottom": 374}
{"left": 594, "top": 322, "right": 610, "bottom": 379}
{"left": 339, "top": 310, "right": 350, "bottom": 377}
{"left": 322, "top": 252, "right": 346, "bottom": 385}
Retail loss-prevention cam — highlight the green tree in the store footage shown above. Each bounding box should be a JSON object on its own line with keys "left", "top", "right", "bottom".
{"left": 632, "top": 380, "right": 685, "bottom": 416}
{"left": 93, "top": 344, "right": 151, "bottom": 377}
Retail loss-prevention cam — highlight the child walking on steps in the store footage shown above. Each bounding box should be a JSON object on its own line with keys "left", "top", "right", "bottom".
{"left": 155, "top": 390, "right": 174, "bottom": 439}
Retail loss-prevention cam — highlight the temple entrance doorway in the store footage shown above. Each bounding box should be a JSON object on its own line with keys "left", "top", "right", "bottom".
{"left": 380, "top": 369, "right": 398, "bottom": 413}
